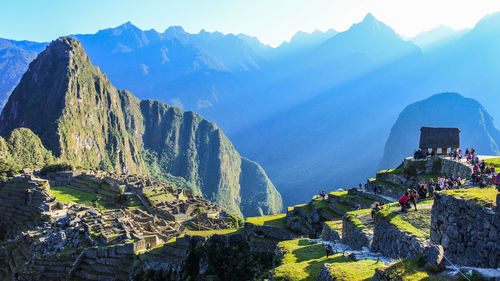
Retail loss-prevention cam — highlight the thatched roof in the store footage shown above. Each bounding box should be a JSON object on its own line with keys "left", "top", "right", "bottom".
{"left": 419, "top": 127, "right": 460, "bottom": 149}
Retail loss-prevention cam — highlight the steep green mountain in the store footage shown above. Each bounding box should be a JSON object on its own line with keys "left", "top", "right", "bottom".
{"left": 379, "top": 92, "right": 500, "bottom": 169}
{"left": 0, "top": 37, "right": 282, "bottom": 217}
{"left": 0, "top": 127, "right": 55, "bottom": 177}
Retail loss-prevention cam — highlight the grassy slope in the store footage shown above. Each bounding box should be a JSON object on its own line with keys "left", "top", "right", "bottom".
{"left": 375, "top": 201, "right": 433, "bottom": 239}
{"left": 246, "top": 213, "right": 287, "bottom": 227}
{"left": 50, "top": 186, "right": 114, "bottom": 209}
{"left": 272, "top": 239, "right": 382, "bottom": 281}
{"left": 381, "top": 259, "right": 448, "bottom": 281}
{"left": 484, "top": 157, "right": 500, "bottom": 168}
{"left": 187, "top": 229, "right": 242, "bottom": 237}
{"left": 441, "top": 187, "right": 498, "bottom": 208}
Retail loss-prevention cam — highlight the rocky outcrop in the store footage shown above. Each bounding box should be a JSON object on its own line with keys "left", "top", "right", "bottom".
{"left": 371, "top": 218, "right": 426, "bottom": 259}
{"left": 430, "top": 192, "right": 500, "bottom": 268}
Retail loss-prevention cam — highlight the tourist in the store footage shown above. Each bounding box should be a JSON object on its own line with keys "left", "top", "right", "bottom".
{"left": 465, "top": 148, "right": 470, "bottom": 156}
{"left": 326, "top": 247, "right": 331, "bottom": 258}
{"left": 485, "top": 165, "right": 492, "bottom": 177}
{"left": 428, "top": 182, "right": 434, "bottom": 198}
{"left": 491, "top": 165, "right": 496, "bottom": 177}
{"left": 356, "top": 204, "right": 361, "bottom": 210}
{"left": 471, "top": 147, "right": 475, "bottom": 155}
{"left": 410, "top": 189, "right": 418, "bottom": 210}
{"left": 320, "top": 190, "right": 326, "bottom": 199}
{"left": 480, "top": 160, "right": 486, "bottom": 173}
{"left": 399, "top": 192, "right": 410, "bottom": 213}
{"left": 371, "top": 202, "right": 382, "bottom": 219}
{"left": 458, "top": 149, "right": 463, "bottom": 160}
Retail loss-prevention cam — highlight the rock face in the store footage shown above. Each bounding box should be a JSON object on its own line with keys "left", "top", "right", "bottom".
{"left": 430, "top": 192, "right": 500, "bottom": 268}
{"left": 0, "top": 37, "right": 282, "bottom": 217}
{"left": 379, "top": 92, "right": 500, "bottom": 170}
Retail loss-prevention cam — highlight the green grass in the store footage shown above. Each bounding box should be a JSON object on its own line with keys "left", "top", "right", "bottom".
{"left": 187, "top": 228, "right": 242, "bottom": 237}
{"left": 484, "top": 157, "right": 500, "bottom": 168}
{"left": 375, "top": 206, "right": 432, "bottom": 239}
{"left": 377, "top": 167, "right": 404, "bottom": 175}
{"left": 246, "top": 213, "right": 287, "bottom": 227}
{"left": 50, "top": 186, "right": 114, "bottom": 209}
{"left": 294, "top": 203, "right": 313, "bottom": 214}
{"left": 418, "top": 174, "right": 445, "bottom": 181}
{"left": 272, "top": 239, "right": 382, "bottom": 281}
{"left": 324, "top": 220, "right": 342, "bottom": 230}
{"left": 440, "top": 187, "right": 498, "bottom": 208}
{"left": 344, "top": 212, "right": 366, "bottom": 229}
{"left": 328, "top": 190, "right": 348, "bottom": 196}
{"left": 381, "top": 259, "right": 448, "bottom": 281}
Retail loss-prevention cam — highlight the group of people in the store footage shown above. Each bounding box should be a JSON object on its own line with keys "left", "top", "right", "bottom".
{"left": 413, "top": 149, "right": 432, "bottom": 159}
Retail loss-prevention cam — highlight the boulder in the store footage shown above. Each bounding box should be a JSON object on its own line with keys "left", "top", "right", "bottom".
{"left": 423, "top": 245, "right": 444, "bottom": 271}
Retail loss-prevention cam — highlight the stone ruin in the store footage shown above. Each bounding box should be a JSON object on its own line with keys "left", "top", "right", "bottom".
{"left": 44, "top": 170, "right": 233, "bottom": 230}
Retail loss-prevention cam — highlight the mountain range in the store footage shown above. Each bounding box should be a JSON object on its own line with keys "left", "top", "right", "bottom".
{"left": 0, "top": 37, "right": 282, "bottom": 217}
{"left": 2, "top": 12, "right": 500, "bottom": 206}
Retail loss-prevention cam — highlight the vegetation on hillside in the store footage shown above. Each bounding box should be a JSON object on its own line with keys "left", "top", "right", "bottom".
{"left": 271, "top": 239, "right": 383, "bottom": 281}
{"left": 0, "top": 128, "right": 55, "bottom": 177}
{"left": 441, "top": 187, "right": 498, "bottom": 208}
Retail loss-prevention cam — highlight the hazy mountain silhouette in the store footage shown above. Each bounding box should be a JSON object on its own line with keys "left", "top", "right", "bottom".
{"left": 379, "top": 93, "right": 500, "bottom": 169}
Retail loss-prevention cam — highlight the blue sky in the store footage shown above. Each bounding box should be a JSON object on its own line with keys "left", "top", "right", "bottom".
{"left": 2, "top": 0, "right": 500, "bottom": 46}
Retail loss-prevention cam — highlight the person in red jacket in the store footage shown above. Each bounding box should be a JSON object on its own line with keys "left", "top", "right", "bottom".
{"left": 399, "top": 192, "right": 410, "bottom": 213}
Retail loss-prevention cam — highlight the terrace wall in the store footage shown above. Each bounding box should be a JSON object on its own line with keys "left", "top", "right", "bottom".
{"left": 430, "top": 192, "right": 500, "bottom": 267}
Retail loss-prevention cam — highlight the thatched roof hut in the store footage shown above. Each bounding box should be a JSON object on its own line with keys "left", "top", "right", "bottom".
{"left": 419, "top": 127, "right": 460, "bottom": 152}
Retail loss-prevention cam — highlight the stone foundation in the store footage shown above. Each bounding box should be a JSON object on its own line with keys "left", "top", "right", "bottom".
{"left": 431, "top": 192, "right": 500, "bottom": 268}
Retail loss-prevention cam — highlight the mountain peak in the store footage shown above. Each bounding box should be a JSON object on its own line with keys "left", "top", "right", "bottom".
{"left": 164, "top": 25, "right": 187, "bottom": 35}
{"left": 45, "top": 37, "right": 89, "bottom": 62}
{"left": 363, "top": 13, "right": 377, "bottom": 23}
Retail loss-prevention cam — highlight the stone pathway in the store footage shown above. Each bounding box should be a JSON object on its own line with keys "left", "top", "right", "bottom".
{"left": 309, "top": 238, "right": 397, "bottom": 266}
{"left": 362, "top": 190, "right": 398, "bottom": 202}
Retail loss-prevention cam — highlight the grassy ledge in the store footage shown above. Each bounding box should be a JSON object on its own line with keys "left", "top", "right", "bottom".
{"left": 440, "top": 187, "right": 498, "bottom": 208}
{"left": 375, "top": 205, "right": 432, "bottom": 240}
{"left": 187, "top": 228, "right": 242, "bottom": 237}
{"left": 246, "top": 213, "right": 287, "bottom": 227}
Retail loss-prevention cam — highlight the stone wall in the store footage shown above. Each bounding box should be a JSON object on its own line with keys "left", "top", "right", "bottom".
{"left": 371, "top": 219, "right": 425, "bottom": 259}
{"left": 402, "top": 157, "right": 472, "bottom": 178}
{"left": 321, "top": 222, "right": 341, "bottom": 242}
{"left": 430, "top": 192, "right": 500, "bottom": 268}
{"left": 342, "top": 215, "right": 370, "bottom": 250}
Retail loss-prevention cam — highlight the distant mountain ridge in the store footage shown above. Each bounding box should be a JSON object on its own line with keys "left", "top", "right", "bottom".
{"left": 0, "top": 38, "right": 47, "bottom": 108}
{"left": 0, "top": 37, "right": 282, "bottom": 217}
{"left": 7, "top": 12, "right": 500, "bottom": 208}
{"left": 379, "top": 93, "right": 500, "bottom": 170}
